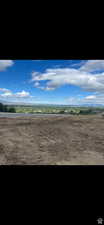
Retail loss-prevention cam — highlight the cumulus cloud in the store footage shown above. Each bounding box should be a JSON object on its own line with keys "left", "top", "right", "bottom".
{"left": 1, "top": 92, "right": 13, "bottom": 97}
{"left": 79, "top": 60, "right": 104, "bottom": 72}
{"left": 84, "top": 94, "right": 104, "bottom": 105}
{"left": 31, "top": 67, "right": 104, "bottom": 93}
{"left": 31, "top": 60, "right": 104, "bottom": 105}
{"left": 66, "top": 94, "right": 104, "bottom": 105}
{"left": 85, "top": 95, "right": 96, "bottom": 100}
{"left": 34, "top": 81, "right": 40, "bottom": 87}
{"left": 0, "top": 60, "right": 14, "bottom": 71}
{"left": 0, "top": 89, "right": 31, "bottom": 100}
{"left": 0, "top": 88, "right": 11, "bottom": 93}
{"left": 15, "top": 90, "right": 30, "bottom": 98}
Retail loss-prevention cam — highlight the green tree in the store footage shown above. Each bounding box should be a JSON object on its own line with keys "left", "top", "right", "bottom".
{"left": 59, "top": 110, "right": 65, "bottom": 114}
{"left": 0, "top": 103, "right": 3, "bottom": 112}
{"left": 8, "top": 107, "right": 16, "bottom": 113}
{"left": 0, "top": 103, "right": 16, "bottom": 113}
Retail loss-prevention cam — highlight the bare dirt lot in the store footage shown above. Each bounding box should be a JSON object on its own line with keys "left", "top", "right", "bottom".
{"left": 0, "top": 115, "right": 104, "bottom": 165}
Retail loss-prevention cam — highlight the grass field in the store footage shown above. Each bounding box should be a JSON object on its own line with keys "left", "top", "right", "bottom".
{"left": 9, "top": 104, "right": 104, "bottom": 115}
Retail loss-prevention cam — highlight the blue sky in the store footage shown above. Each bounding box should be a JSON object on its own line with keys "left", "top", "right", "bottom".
{"left": 0, "top": 60, "right": 104, "bottom": 105}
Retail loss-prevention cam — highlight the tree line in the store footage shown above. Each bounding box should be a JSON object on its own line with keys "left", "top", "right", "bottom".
{"left": 0, "top": 103, "right": 16, "bottom": 113}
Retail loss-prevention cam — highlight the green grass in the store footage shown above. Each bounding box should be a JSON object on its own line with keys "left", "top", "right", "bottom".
{"left": 11, "top": 105, "right": 104, "bottom": 115}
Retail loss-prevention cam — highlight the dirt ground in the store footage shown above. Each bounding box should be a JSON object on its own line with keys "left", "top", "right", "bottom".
{"left": 0, "top": 115, "right": 104, "bottom": 165}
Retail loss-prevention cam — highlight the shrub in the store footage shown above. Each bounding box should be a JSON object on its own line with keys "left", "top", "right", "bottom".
{"left": 59, "top": 110, "right": 65, "bottom": 114}
{"left": 8, "top": 107, "right": 16, "bottom": 113}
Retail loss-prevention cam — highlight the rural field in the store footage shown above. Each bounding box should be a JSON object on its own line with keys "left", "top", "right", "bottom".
{"left": 0, "top": 114, "right": 104, "bottom": 165}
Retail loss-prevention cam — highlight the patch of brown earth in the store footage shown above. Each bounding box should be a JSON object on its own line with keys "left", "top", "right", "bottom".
{"left": 0, "top": 115, "right": 104, "bottom": 165}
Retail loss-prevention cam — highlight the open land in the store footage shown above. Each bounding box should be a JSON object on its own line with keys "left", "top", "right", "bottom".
{"left": 0, "top": 114, "right": 104, "bottom": 165}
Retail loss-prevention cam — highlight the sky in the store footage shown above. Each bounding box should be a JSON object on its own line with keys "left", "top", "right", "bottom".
{"left": 0, "top": 59, "right": 104, "bottom": 105}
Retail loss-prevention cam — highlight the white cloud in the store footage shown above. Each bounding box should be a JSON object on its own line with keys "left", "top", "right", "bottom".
{"left": 0, "top": 88, "right": 11, "bottom": 92}
{"left": 0, "top": 60, "right": 14, "bottom": 71}
{"left": 65, "top": 94, "right": 104, "bottom": 105}
{"left": 0, "top": 88, "right": 13, "bottom": 97}
{"left": 0, "top": 89, "right": 32, "bottom": 100}
{"left": 66, "top": 94, "right": 104, "bottom": 105}
{"left": 31, "top": 61, "right": 104, "bottom": 105}
{"left": 84, "top": 94, "right": 104, "bottom": 105}
{"left": 1, "top": 92, "right": 13, "bottom": 97}
{"left": 31, "top": 67, "right": 104, "bottom": 93}
{"left": 15, "top": 90, "right": 30, "bottom": 98}
{"left": 34, "top": 81, "right": 40, "bottom": 87}
{"left": 85, "top": 95, "right": 96, "bottom": 100}
{"left": 79, "top": 60, "right": 104, "bottom": 72}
